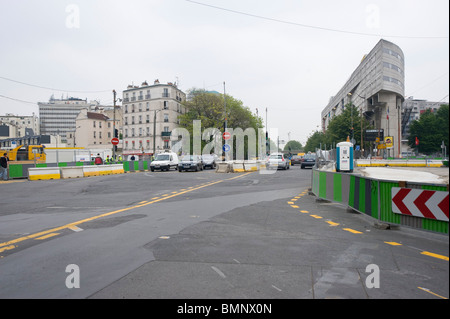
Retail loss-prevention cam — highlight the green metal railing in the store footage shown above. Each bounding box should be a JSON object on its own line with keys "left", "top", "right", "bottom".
{"left": 312, "top": 169, "right": 448, "bottom": 234}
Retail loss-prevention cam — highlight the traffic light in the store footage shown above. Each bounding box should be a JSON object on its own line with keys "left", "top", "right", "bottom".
{"left": 114, "top": 129, "right": 118, "bottom": 138}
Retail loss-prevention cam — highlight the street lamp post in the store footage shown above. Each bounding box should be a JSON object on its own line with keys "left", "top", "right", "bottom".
{"left": 153, "top": 109, "right": 162, "bottom": 156}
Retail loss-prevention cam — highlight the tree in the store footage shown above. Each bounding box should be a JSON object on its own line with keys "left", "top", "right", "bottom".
{"left": 408, "top": 104, "right": 449, "bottom": 155}
{"left": 178, "top": 89, "right": 263, "bottom": 158}
{"left": 304, "top": 131, "right": 327, "bottom": 153}
{"left": 283, "top": 140, "right": 302, "bottom": 152}
{"left": 325, "top": 103, "right": 372, "bottom": 147}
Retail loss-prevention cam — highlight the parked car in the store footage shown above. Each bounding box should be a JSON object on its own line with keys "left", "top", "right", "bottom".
{"left": 178, "top": 155, "right": 203, "bottom": 172}
{"left": 290, "top": 155, "right": 303, "bottom": 166}
{"left": 301, "top": 153, "right": 316, "bottom": 169}
{"left": 150, "top": 152, "right": 179, "bottom": 171}
{"left": 266, "top": 153, "right": 290, "bottom": 170}
{"left": 201, "top": 154, "right": 217, "bottom": 169}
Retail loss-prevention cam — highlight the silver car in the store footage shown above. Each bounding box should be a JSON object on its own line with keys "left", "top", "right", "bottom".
{"left": 201, "top": 154, "right": 217, "bottom": 169}
{"left": 266, "top": 153, "right": 290, "bottom": 170}
{"left": 178, "top": 155, "right": 203, "bottom": 172}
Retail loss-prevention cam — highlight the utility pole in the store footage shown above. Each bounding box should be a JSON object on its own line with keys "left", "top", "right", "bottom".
{"left": 112, "top": 90, "right": 116, "bottom": 161}
{"left": 223, "top": 81, "right": 227, "bottom": 161}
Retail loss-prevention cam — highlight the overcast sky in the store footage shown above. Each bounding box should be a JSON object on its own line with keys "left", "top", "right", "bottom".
{"left": 0, "top": 0, "right": 448, "bottom": 145}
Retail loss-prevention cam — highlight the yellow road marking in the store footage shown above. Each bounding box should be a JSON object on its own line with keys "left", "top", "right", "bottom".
{"left": 300, "top": 210, "right": 309, "bottom": 213}
{"left": 290, "top": 205, "right": 299, "bottom": 208}
{"left": 326, "top": 221, "right": 339, "bottom": 226}
{"left": 35, "top": 233, "right": 60, "bottom": 240}
{"left": 343, "top": 228, "right": 363, "bottom": 234}
{"left": 310, "top": 215, "right": 323, "bottom": 219}
{"left": 418, "top": 287, "right": 448, "bottom": 299}
{"left": 0, "top": 245, "right": 15, "bottom": 253}
{"left": 287, "top": 202, "right": 294, "bottom": 205}
{"left": 421, "top": 251, "right": 449, "bottom": 261}
{"left": 385, "top": 241, "right": 402, "bottom": 246}
{"left": 0, "top": 172, "right": 252, "bottom": 252}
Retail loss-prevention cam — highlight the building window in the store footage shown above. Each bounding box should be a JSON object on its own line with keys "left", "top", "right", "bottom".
{"left": 164, "top": 114, "right": 169, "bottom": 122}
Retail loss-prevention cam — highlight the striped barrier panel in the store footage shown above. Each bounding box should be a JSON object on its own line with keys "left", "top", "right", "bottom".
{"left": 28, "top": 167, "right": 61, "bottom": 181}
{"left": 123, "top": 161, "right": 150, "bottom": 173}
{"left": 312, "top": 169, "right": 449, "bottom": 234}
{"left": 392, "top": 188, "right": 449, "bottom": 222}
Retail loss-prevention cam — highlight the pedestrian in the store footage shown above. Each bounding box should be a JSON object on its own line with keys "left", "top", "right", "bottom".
{"left": 0, "top": 152, "right": 9, "bottom": 181}
{"left": 105, "top": 155, "right": 110, "bottom": 163}
{"left": 94, "top": 153, "right": 103, "bottom": 165}
{"left": 118, "top": 155, "right": 122, "bottom": 162}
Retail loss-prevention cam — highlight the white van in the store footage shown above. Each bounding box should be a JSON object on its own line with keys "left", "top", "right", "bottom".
{"left": 150, "top": 151, "right": 179, "bottom": 171}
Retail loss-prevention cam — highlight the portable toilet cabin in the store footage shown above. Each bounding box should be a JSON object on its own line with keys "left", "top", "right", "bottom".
{"left": 336, "top": 141, "right": 354, "bottom": 172}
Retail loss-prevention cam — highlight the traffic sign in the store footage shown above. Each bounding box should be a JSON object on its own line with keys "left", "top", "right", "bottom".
{"left": 392, "top": 188, "right": 449, "bottom": 221}
{"left": 223, "top": 132, "right": 231, "bottom": 140}
{"left": 222, "top": 144, "right": 231, "bottom": 152}
{"left": 111, "top": 137, "right": 119, "bottom": 145}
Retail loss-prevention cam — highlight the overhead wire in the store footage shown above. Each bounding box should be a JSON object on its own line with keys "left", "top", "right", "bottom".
{"left": 185, "top": 0, "right": 449, "bottom": 39}
{"left": 0, "top": 75, "right": 111, "bottom": 93}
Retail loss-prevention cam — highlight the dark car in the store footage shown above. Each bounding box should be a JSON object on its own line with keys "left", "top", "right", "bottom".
{"left": 290, "top": 155, "right": 303, "bottom": 166}
{"left": 201, "top": 154, "right": 217, "bottom": 169}
{"left": 178, "top": 155, "right": 203, "bottom": 172}
{"left": 301, "top": 153, "right": 316, "bottom": 169}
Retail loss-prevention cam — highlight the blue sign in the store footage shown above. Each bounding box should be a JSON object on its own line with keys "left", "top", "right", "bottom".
{"left": 223, "top": 144, "right": 231, "bottom": 152}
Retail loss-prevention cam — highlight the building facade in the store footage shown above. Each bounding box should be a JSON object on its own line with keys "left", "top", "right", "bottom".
{"left": 321, "top": 39, "right": 405, "bottom": 158}
{"left": 0, "top": 113, "right": 40, "bottom": 139}
{"left": 73, "top": 109, "right": 110, "bottom": 148}
{"left": 122, "top": 80, "right": 186, "bottom": 156}
{"left": 38, "top": 96, "right": 91, "bottom": 143}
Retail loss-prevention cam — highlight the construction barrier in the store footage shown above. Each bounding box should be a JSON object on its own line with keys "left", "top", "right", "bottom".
{"left": 356, "top": 159, "right": 444, "bottom": 167}
{"left": 28, "top": 167, "right": 61, "bottom": 181}
{"left": 83, "top": 164, "right": 124, "bottom": 177}
{"left": 61, "top": 166, "right": 84, "bottom": 179}
{"left": 231, "top": 161, "right": 245, "bottom": 173}
{"left": 243, "top": 160, "right": 258, "bottom": 172}
{"left": 216, "top": 162, "right": 231, "bottom": 173}
{"left": 312, "top": 168, "right": 449, "bottom": 234}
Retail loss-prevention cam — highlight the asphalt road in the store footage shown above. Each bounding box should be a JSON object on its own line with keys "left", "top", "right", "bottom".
{"left": 0, "top": 166, "right": 448, "bottom": 301}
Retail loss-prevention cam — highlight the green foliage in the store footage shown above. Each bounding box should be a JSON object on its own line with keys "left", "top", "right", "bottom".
{"left": 304, "top": 103, "right": 372, "bottom": 151}
{"left": 283, "top": 140, "right": 303, "bottom": 152}
{"left": 408, "top": 104, "right": 449, "bottom": 154}
{"left": 178, "top": 88, "right": 263, "bottom": 157}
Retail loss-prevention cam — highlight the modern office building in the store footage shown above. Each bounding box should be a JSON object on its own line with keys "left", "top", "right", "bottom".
{"left": 321, "top": 39, "right": 405, "bottom": 157}
{"left": 122, "top": 80, "right": 186, "bottom": 156}
{"left": 38, "top": 96, "right": 114, "bottom": 144}
{"left": 38, "top": 96, "right": 91, "bottom": 143}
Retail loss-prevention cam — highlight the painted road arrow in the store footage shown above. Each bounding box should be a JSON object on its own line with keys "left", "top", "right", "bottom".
{"left": 392, "top": 187, "right": 449, "bottom": 222}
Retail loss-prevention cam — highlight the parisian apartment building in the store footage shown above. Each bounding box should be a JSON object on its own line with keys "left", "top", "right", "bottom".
{"left": 70, "top": 108, "right": 122, "bottom": 149}
{"left": 121, "top": 79, "right": 186, "bottom": 156}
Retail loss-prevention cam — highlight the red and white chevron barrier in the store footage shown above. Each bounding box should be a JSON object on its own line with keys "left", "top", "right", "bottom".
{"left": 391, "top": 188, "right": 449, "bottom": 221}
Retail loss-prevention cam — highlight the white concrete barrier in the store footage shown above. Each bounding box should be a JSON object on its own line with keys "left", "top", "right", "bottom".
{"left": 231, "top": 161, "right": 245, "bottom": 173}
{"left": 83, "top": 164, "right": 124, "bottom": 177}
{"left": 28, "top": 167, "right": 61, "bottom": 181}
{"left": 216, "top": 162, "right": 230, "bottom": 173}
{"left": 243, "top": 160, "right": 258, "bottom": 172}
{"left": 61, "top": 166, "right": 84, "bottom": 179}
